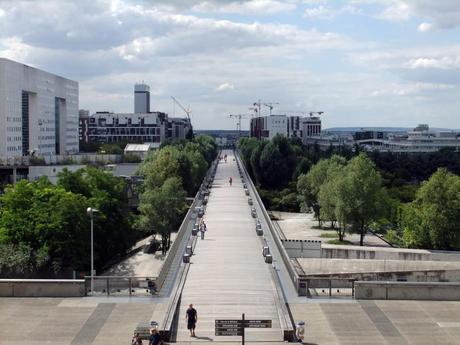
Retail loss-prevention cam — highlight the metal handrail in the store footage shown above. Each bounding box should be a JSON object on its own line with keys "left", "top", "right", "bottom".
{"left": 235, "top": 152, "right": 300, "bottom": 289}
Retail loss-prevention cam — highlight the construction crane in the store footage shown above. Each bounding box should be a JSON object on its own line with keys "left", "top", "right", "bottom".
{"left": 263, "top": 102, "right": 279, "bottom": 115}
{"left": 253, "top": 99, "right": 262, "bottom": 116}
{"left": 252, "top": 100, "right": 279, "bottom": 116}
{"left": 248, "top": 106, "right": 258, "bottom": 117}
{"left": 171, "top": 96, "right": 191, "bottom": 121}
{"left": 229, "top": 114, "right": 251, "bottom": 137}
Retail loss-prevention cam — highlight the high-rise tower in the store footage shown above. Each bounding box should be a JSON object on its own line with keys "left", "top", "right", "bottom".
{"left": 134, "top": 83, "right": 150, "bottom": 113}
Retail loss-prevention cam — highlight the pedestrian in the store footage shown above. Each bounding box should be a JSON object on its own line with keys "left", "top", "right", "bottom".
{"left": 131, "top": 333, "right": 143, "bottom": 345}
{"left": 200, "top": 221, "right": 205, "bottom": 240}
{"left": 229, "top": 177, "right": 232, "bottom": 186}
{"left": 149, "top": 328, "right": 162, "bottom": 345}
{"left": 186, "top": 304, "right": 197, "bottom": 337}
{"left": 224, "top": 154, "right": 227, "bottom": 163}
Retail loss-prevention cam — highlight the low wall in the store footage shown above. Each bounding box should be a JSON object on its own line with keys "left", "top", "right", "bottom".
{"left": 282, "top": 239, "right": 321, "bottom": 258}
{"left": 322, "top": 244, "right": 460, "bottom": 262}
{"left": 0, "top": 279, "right": 86, "bottom": 297}
{"left": 355, "top": 281, "right": 460, "bottom": 300}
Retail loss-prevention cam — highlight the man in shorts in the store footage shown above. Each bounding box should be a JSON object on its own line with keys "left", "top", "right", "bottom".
{"left": 186, "top": 304, "right": 197, "bottom": 337}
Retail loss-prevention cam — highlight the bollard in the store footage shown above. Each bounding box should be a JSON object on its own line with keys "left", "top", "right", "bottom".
{"left": 265, "top": 254, "right": 273, "bottom": 264}
{"left": 263, "top": 246, "right": 270, "bottom": 257}
{"left": 192, "top": 225, "right": 198, "bottom": 236}
{"left": 183, "top": 253, "right": 190, "bottom": 263}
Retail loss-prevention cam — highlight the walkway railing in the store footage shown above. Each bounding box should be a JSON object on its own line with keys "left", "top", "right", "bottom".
{"left": 84, "top": 276, "right": 157, "bottom": 296}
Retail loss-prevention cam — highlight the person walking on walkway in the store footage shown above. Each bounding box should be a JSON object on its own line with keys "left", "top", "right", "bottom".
{"left": 229, "top": 176, "right": 232, "bottom": 186}
{"left": 200, "top": 220, "right": 206, "bottom": 240}
{"left": 148, "top": 328, "right": 162, "bottom": 345}
{"left": 186, "top": 304, "right": 198, "bottom": 337}
{"left": 131, "top": 333, "right": 143, "bottom": 345}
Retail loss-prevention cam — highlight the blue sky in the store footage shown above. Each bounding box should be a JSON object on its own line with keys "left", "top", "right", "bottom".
{"left": 0, "top": 0, "right": 459, "bottom": 130}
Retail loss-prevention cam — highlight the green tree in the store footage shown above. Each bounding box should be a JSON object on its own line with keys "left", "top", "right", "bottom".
{"left": 335, "top": 153, "right": 385, "bottom": 246}
{"left": 0, "top": 178, "right": 89, "bottom": 272}
{"left": 297, "top": 155, "right": 346, "bottom": 226}
{"left": 137, "top": 177, "right": 187, "bottom": 254}
{"left": 194, "top": 135, "right": 218, "bottom": 164}
{"left": 402, "top": 168, "right": 460, "bottom": 250}
{"left": 57, "top": 167, "right": 137, "bottom": 268}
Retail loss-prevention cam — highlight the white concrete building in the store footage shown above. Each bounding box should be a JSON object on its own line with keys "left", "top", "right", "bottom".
{"left": 250, "top": 115, "right": 287, "bottom": 140}
{"left": 88, "top": 111, "right": 164, "bottom": 143}
{"left": 87, "top": 111, "right": 192, "bottom": 144}
{"left": 362, "top": 125, "right": 460, "bottom": 153}
{"left": 0, "top": 58, "right": 79, "bottom": 161}
{"left": 250, "top": 114, "right": 321, "bottom": 142}
{"left": 305, "top": 124, "right": 460, "bottom": 153}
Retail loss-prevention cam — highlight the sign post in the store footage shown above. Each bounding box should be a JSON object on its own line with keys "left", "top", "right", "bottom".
{"left": 242, "top": 313, "right": 245, "bottom": 345}
{"left": 215, "top": 314, "right": 272, "bottom": 344}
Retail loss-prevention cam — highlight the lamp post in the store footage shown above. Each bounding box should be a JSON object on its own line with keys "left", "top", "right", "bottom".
{"left": 87, "top": 207, "right": 99, "bottom": 295}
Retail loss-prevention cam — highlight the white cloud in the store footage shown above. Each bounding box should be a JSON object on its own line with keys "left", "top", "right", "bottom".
{"left": 406, "top": 56, "right": 460, "bottom": 70}
{"left": 378, "top": 2, "right": 411, "bottom": 21}
{"left": 192, "top": 0, "right": 296, "bottom": 15}
{"left": 369, "top": 0, "right": 460, "bottom": 31}
{"left": 418, "top": 22, "right": 433, "bottom": 32}
{"left": 215, "top": 82, "right": 235, "bottom": 92}
{"left": 304, "top": 5, "right": 335, "bottom": 20}
{"left": 371, "top": 82, "right": 455, "bottom": 97}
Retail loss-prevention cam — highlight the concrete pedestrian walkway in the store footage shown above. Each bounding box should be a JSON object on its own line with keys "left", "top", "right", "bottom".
{"left": 176, "top": 150, "right": 283, "bottom": 342}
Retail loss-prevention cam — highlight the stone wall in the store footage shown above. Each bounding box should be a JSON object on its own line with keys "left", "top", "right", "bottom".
{"left": 0, "top": 279, "right": 86, "bottom": 297}
{"left": 355, "top": 281, "right": 460, "bottom": 300}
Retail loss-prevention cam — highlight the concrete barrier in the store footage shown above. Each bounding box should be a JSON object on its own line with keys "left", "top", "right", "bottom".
{"left": 282, "top": 239, "right": 321, "bottom": 258}
{"left": 355, "top": 281, "right": 460, "bottom": 300}
{"left": 322, "top": 244, "right": 460, "bottom": 262}
{"left": 0, "top": 279, "right": 86, "bottom": 297}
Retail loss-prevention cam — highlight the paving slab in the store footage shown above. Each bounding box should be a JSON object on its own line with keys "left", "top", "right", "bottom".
{"left": 176, "top": 150, "right": 284, "bottom": 342}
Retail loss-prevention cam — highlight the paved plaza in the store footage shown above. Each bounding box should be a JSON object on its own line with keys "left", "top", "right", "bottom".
{"left": 2, "top": 297, "right": 460, "bottom": 344}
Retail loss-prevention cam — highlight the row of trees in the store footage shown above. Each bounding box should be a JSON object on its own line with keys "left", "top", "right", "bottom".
{"left": 0, "top": 168, "right": 137, "bottom": 276}
{"left": 0, "top": 135, "right": 218, "bottom": 277}
{"left": 239, "top": 135, "right": 460, "bottom": 250}
{"left": 239, "top": 136, "right": 310, "bottom": 211}
{"left": 137, "top": 136, "right": 217, "bottom": 253}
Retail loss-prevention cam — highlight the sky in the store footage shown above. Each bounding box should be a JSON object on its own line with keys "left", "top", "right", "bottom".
{"left": 0, "top": 0, "right": 459, "bottom": 130}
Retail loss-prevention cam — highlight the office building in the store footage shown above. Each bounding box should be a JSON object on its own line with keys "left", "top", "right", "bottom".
{"left": 134, "top": 83, "right": 150, "bottom": 113}
{"left": 0, "top": 58, "right": 79, "bottom": 160}
{"left": 87, "top": 111, "right": 192, "bottom": 144}
{"left": 79, "top": 109, "right": 90, "bottom": 144}
{"left": 305, "top": 124, "right": 460, "bottom": 153}
{"left": 85, "top": 83, "right": 192, "bottom": 145}
{"left": 251, "top": 115, "right": 287, "bottom": 140}
{"left": 250, "top": 114, "right": 321, "bottom": 142}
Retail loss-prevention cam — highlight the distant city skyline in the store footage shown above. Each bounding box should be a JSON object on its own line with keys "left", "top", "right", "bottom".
{"left": 1, "top": 0, "right": 459, "bottom": 130}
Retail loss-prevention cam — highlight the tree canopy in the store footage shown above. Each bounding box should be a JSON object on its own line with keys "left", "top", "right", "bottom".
{"left": 402, "top": 168, "right": 460, "bottom": 250}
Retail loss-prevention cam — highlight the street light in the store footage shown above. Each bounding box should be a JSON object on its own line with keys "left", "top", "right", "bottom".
{"left": 87, "top": 207, "right": 99, "bottom": 295}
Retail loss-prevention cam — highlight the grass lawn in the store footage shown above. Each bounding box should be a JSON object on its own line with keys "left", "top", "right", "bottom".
{"left": 327, "top": 239, "right": 353, "bottom": 245}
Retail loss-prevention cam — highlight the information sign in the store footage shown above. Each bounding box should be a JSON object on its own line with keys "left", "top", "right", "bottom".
{"left": 215, "top": 315, "right": 272, "bottom": 344}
